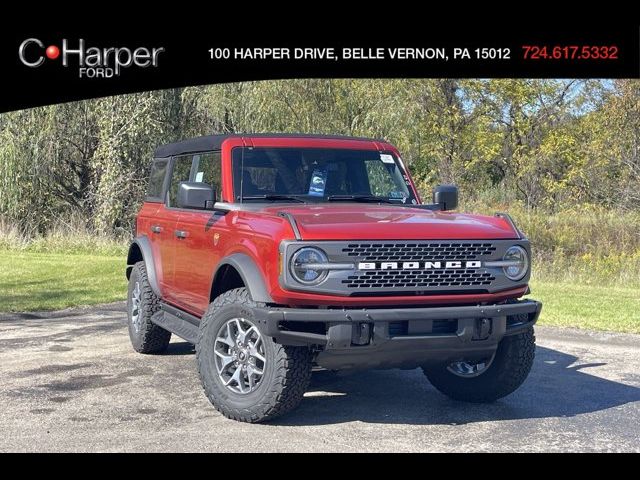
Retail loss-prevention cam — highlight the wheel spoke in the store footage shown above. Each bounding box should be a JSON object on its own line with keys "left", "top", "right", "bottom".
{"left": 242, "top": 325, "right": 258, "bottom": 344}
{"left": 225, "top": 366, "right": 242, "bottom": 387}
{"left": 249, "top": 345, "right": 265, "bottom": 364}
{"left": 214, "top": 350, "right": 234, "bottom": 370}
{"left": 235, "top": 319, "right": 248, "bottom": 344}
{"left": 237, "top": 369, "right": 248, "bottom": 393}
{"left": 216, "top": 335, "right": 235, "bottom": 348}
{"left": 216, "top": 322, "right": 235, "bottom": 347}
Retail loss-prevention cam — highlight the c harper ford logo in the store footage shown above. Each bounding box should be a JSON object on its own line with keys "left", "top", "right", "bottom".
{"left": 18, "top": 38, "right": 164, "bottom": 78}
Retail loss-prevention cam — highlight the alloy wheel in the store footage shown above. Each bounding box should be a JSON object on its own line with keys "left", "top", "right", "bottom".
{"left": 214, "top": 318, "right": 266, "bottom": 394}
{"left": 130, "top": 281, "right": 142, "bottom": 332}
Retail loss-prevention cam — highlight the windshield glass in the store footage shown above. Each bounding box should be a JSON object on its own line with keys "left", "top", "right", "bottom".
{"left": 232, "top": 147, "right": 416, "bottom": 203}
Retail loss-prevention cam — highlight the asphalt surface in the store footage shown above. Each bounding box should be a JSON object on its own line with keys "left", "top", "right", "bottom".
{"left": 0, "top": 303, "right": 638, "bottom": 452}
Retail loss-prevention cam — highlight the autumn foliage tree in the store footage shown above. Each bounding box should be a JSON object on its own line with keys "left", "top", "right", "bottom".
{"left": 0, "top": 79, "right": 638, "bottom": 236}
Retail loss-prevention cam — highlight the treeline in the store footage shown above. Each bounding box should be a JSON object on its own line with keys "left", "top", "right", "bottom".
{"left": 0, "top": 79, "right": 639, "bottom": 236}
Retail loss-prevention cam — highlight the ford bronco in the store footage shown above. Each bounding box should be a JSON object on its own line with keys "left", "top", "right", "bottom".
{"left": 126, "top": 134, "right": 542, "bottom": 422}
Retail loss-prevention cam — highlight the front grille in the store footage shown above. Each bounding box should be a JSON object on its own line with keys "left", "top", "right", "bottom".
{"left": 342, "top": 242, "right": 496, "bottom": 262}
{"left": 342, "top": 269, "right": 495, "bottom": 289}
{"left": 340, "top": 241, "right": 497, "bottom": 291}
{"left": 281, "top": 239, "right": 519, "bottom": 296}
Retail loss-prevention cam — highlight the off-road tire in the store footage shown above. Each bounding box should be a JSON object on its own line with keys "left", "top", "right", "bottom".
{"left": 423, "top": 327, "right": 535, "bottom": 403}
{"left": 127, "top": 261, "right": 171, "bottom": 354}
{"left": 196, "top": 288, "right": 312, "bottom": 423}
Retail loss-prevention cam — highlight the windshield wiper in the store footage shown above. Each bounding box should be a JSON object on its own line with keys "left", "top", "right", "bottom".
{"left": 240, "top": 194, "right": 307, "bottom": 203}
{"left": 327, "top": 195, "right": 397, "bottom": 204}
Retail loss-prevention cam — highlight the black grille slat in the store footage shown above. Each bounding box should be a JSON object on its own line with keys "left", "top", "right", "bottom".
{"left": 342, "top": 268, "right": 495, "bottom": 289}
{"left": 342, "top": 242, "right": 496, "bottom": 261}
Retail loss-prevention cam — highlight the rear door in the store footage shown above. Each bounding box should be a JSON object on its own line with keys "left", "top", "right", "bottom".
{"left": 138, "top": 158, "right": 179, "bottom": 300}
{"left": 172, "top": 152, "right": 226, "bottom": 315}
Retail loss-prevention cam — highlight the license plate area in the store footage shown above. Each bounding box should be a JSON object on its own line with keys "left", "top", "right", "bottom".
{"left": 388, "top": 319, "right": 459, "bottom": 337}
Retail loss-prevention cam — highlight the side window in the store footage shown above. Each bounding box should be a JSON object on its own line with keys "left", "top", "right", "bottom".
{"left": 193, "top": 152, "right": 221, "bottom": 197}
{"left": 168, "top": 154, "right": 194, "bottom": 207}
{"left": 146, "top": 159, "right": 169, "bottom": 201}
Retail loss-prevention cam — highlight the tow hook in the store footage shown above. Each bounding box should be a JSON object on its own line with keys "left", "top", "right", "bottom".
{"left": 473, "top": 318, "right": 492, "bottom": 340}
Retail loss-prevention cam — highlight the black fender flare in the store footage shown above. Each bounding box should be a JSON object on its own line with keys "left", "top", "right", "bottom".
{"left": 126, "top": 235, "right": 162, "bottom": 298}
{"left": 213, "top": 253, "right": 274, "bottom": 304}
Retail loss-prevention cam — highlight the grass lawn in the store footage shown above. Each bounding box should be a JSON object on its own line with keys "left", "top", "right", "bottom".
{"left": 0, "top": 251, "right": 127, "bottom": 312}
{"left": 528, "top": 281, "right": 640, "bottom": 334}
{"left": 0, "top": 250, "right": 638, "bottom": 334}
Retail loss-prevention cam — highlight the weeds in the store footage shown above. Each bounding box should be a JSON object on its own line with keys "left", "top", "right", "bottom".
{"left": 0, "top": 216, "right": 127, "bottom": 256}
{"left": 462, "top": 200, "right": 640, "bottom": 286}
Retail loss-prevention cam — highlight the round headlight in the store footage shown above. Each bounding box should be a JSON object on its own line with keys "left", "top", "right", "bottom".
{"left": 290, "top": 247, "right": 329, "bottom": 285}
{"left": 503, "top": 246, "right": 529, "bottom": 281}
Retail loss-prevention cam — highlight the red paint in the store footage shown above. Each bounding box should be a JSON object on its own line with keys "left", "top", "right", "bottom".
{"left": 137, "top": 135, "right": 525, "bottom": 317}
{"left": 45, "top": 45, "right": 60, "bottom": 59}
{"left": 136, "top": 203, "right": 182, "bottom": 305}
{"left": 256, "top": 204, "right": 517, "bottom": 240}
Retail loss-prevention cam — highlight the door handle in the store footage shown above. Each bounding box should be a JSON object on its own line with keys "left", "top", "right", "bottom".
{"left": 151, "top": 225, "right": 162, "bottom": 234}
{"left": 175, "top": 230, "right": 189, "bottom": 239}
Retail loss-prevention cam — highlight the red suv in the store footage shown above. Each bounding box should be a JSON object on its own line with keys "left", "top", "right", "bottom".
{"left": 126, "top": 134, "right": 542, "bottom": 422}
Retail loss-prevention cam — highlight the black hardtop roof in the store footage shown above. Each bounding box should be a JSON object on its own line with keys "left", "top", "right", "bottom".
{"left": 154, "top": 133, "right": 386, "bottom": 158}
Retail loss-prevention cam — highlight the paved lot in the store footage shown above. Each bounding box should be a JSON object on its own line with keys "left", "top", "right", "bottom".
{"left": 0, "top": 303, "right": 638, "bottom": 452}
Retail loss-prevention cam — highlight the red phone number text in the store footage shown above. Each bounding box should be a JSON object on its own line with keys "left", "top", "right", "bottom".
{"left": 522, "top": 45, "right": 618, "bottom": 60}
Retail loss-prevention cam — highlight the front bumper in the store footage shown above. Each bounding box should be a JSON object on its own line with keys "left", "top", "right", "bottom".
{"left": 254, "top": 299, "right": 542, "bottom": 370}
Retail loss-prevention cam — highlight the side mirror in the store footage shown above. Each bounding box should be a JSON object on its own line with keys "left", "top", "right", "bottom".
{"left": 433, "top": 184, "right": 458, "bottom": 211}
{"left": 177, "top": 182, "right": 216, "bottom": 210}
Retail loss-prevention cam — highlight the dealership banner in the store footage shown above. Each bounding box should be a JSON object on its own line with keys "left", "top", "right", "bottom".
{"left": 1, "top": 26, "right": 639, "bottom": 112}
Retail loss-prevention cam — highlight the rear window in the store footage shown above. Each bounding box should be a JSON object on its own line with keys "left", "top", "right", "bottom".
{"left": 146, "top": 159, "right": 169, "bottom": 202}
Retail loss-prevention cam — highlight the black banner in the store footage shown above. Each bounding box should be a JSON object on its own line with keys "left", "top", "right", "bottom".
{"left": 1, "top": 25, "right": 638, "bottom": 112}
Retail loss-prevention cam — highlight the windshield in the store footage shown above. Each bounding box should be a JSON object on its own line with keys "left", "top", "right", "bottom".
{"left": 232, "top": 147, "right": 416, "bottom": 203}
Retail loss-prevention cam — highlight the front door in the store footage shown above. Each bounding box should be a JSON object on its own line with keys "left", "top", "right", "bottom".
{"left": 172, "top": 208, "right": 226, "bottom": 315}
{"left": 171, "top": 152, "right": 225, "bottom": 316}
